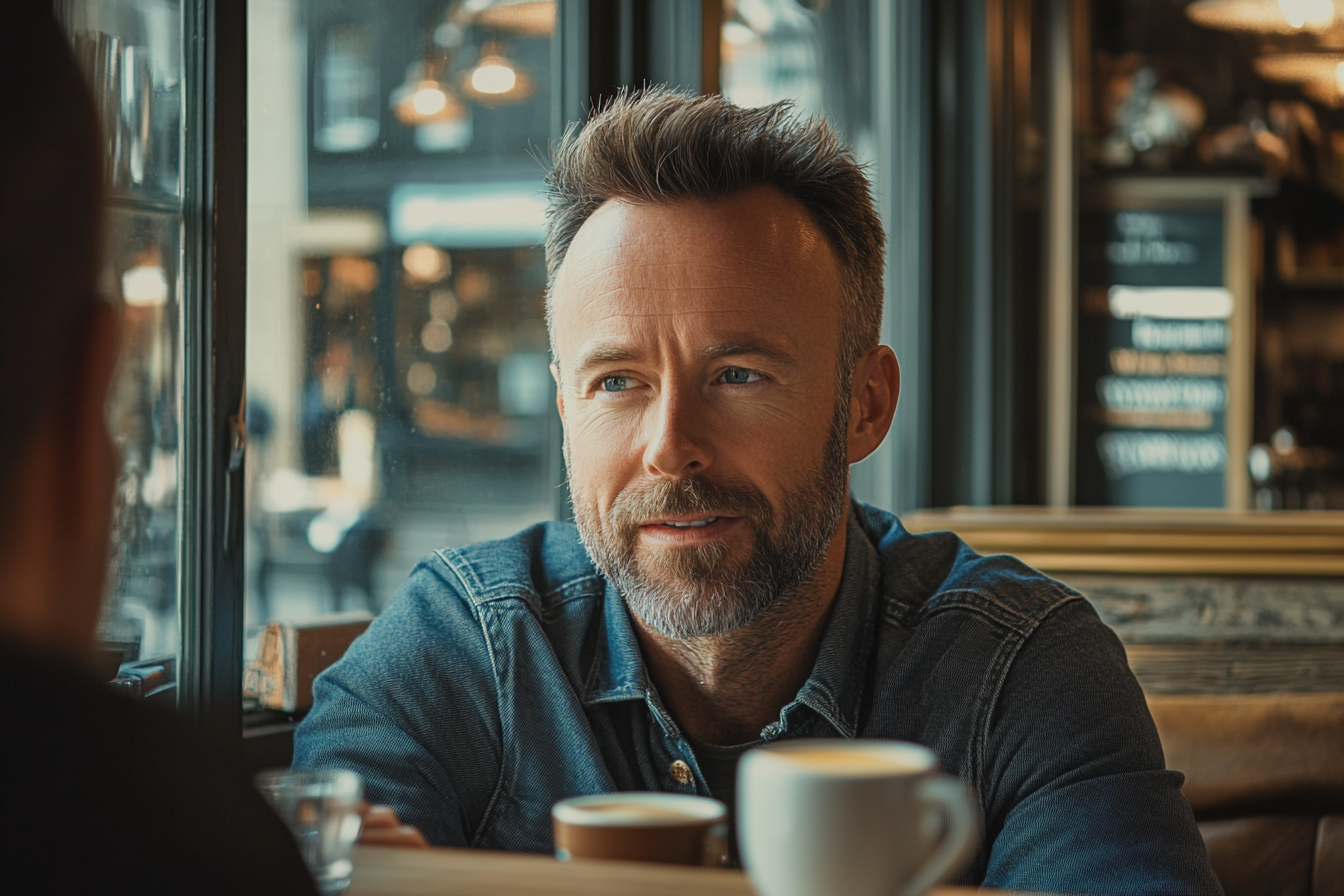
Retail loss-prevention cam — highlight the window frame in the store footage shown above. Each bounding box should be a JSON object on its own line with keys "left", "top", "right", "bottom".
{"left": 178, "top": 0, "right": 248, "bottom": 729}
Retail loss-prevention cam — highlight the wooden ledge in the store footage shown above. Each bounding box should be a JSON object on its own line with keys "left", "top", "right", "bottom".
{"left": 901, "top": 507, "right": 1344, "bottom": 577}
{"left": 347, "top": 845, "right": 986, "bottom": 896}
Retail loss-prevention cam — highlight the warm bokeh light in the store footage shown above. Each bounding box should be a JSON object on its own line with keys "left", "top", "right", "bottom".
{"left": 407, "top": 361, "right": 437, "bottom": 396}
{"left": 429, "top": 289, "right": 459, "bottom": 322}
{"left": 470, "top": 62, "right": 517, "bottom": 95}
{"left": 1254, "top": 53, "right": 1344, "bottom": 107}
{"left": 1278, "top": 0, "right": 1334, "bottom": 29}
{"left": 1187, "top": 0, "right": 1337, "bottom": 33}
{"left": 122, "top": 265, "right": 169, "bottom": 307}
{"left": 411, "top": 82, "right": 448, "bottom": 116}
{"left": 402, "top": 242, "right": 450, "bottom": 283}
{"left": 421, "top": 319, "right": 453, "bottom": 353}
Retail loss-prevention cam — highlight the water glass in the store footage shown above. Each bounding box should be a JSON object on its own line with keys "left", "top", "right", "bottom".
{"left": 255, "top": 768, "right": 364, "bottom": 894}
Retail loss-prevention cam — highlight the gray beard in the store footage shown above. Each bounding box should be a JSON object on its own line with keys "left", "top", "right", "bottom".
{"left": 569, "top": 404, "right": 851, "bottom": 640}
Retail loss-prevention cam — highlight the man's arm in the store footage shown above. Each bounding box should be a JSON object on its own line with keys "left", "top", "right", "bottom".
{"left": 293, "top": 559, "right": 504, "bottom": 847}
{"left": 980, "top": 598, "right": 1223, "bottom": 896}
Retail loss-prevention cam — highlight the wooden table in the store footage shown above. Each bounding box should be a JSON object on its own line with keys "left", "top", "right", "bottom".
{"left": 347, "top": 845, "right": 984, "bottom": 896}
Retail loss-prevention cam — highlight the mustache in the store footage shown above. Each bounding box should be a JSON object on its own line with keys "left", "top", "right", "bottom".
{"left": 608, "top": 476, "right": 772, "bottom": 528}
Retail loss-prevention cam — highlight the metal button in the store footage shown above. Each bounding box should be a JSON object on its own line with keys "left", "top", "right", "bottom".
{"left": 669, "top": 759, "right": 693, "bottom": 785}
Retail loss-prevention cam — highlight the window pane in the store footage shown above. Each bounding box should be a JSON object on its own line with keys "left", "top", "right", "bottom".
{"left": 720, "top": 0, "right": 826, "bottom": 115}
{"left": 104, "top": 208, "right": 183, "bottom": 660}
{"left": 58, "top": 0, "right": 183, "bottom": 205}
{"left": 59, "top": 0, "right": 185, "bottom": 668}
{"left": 244, "top": 0, "right": 558, "bottom": 655}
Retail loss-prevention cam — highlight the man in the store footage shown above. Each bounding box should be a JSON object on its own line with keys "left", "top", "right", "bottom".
{"left": 0, "top": 6, "right": 318, "bottom": 893}
{"left": 297, "top": 88, "right": 1222, "bottom": 894}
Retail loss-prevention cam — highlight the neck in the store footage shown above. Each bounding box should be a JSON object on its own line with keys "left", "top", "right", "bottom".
{"left": 632, "top": 513, "right": 849, "bottom": 745}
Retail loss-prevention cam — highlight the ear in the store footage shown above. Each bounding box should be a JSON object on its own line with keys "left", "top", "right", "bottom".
{"left": 846, "top": 346, "right": 900, "bottom": 465}
{"left": 551, "top": 362, "right": 565, "bottom": 420}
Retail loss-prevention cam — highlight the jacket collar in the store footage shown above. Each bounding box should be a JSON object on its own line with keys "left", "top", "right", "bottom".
{"left": 583, "top": 577, "right": 649, "bottom": 705}
{"left": 773, "top": 510, "right": 880, "bottom": 739}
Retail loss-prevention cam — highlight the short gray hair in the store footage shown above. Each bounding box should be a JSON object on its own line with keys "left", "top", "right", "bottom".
{"left": 544, "top": 87, "right": 885, "bottom": 378}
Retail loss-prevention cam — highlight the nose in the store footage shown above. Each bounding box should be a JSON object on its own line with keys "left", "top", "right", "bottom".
{"left": 642, "top": 383, "right": 713, "bottom": 479}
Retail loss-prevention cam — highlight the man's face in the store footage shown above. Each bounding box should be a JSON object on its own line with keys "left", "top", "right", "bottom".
{"left": 549, "top": 187, "right": 852, "bottom": 639}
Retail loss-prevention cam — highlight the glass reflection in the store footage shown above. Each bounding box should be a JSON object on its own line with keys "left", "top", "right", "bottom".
{"left": 103, "top": 209, "right": 181, "bottom": 660}
{"left": 59, "top": 0, "right": 184, "bottom": 668}
{"left": 57, "top": 0, "right": 182, "bottom": 203}
{"left": 718, "top": 0, "right": 874, "bottom": 162}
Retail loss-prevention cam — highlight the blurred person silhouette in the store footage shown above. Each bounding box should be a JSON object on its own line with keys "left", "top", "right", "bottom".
{"left": 0, "top": 5, "right": 319, "bottom": 893}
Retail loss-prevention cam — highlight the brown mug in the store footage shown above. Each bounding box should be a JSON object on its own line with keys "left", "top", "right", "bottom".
{"left": 551, "top": 792, "right": 728, "bottom": 866}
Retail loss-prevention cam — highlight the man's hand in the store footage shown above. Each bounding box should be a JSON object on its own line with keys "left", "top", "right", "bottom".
{"left": 358, "top": 801, "right": 429, "bottom": 848}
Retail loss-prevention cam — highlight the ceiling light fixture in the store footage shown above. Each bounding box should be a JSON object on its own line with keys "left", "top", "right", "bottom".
{"left": 1254, "top": 52, "right": 1344, "bottom": 106}
{"left": 412, "top": 82, "right": 448, "bottom": 116}
{"left": 391, "top": 62, "right": 467, "bottom": 126}
{"left": 462, "top": 41, "right": 533, "bottom": 104}
{"left": 1278, "top": 0, "right": 1335, "bottom": 29}
{"left": 1187, "top": 0, "right": 1337, "bottom": 33}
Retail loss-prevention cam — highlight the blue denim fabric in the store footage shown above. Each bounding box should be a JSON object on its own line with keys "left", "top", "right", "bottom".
{"left": 295, "top": 502, "right": 1222, "bottom": 896}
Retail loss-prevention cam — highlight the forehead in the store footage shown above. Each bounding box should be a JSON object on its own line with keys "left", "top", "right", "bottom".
{"left": 549, "top": 188, "right": 843, "bottom": 363}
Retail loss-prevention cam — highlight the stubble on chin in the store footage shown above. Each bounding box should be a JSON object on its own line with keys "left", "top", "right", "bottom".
{"left": 567, "top": 417, "right": 849, "bottom": 640}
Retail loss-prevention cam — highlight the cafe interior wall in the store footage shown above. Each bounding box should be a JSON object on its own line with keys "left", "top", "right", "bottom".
{"left": 914, "top": 0, "right": 1344, "bottom": 692}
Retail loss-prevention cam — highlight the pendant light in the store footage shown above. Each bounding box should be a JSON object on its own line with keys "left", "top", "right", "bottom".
{"left": 391, "top": 62, "right": 467, "bottom": 126}
{"left": 462, "top": 41, "right": 533, "bottom": 105}
{"left": 1254, "top": 52, "right": 1344, "bottom": 105}
{"left": 1186, "top": 0, "right": 1338, "bottom": 34}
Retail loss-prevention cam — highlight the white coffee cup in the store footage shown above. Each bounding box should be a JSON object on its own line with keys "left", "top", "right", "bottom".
{"left": 738, "top": 739, "right": 978, "bottom": 896}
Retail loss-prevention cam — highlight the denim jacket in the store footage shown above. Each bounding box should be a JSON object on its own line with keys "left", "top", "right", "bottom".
{"left": 295, "top": 502, "right": 1222, "bottom": 895}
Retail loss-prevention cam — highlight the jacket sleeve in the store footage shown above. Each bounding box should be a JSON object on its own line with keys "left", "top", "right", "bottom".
{"left": 979, "top": 598, "right": 1224, "bottom": 896}
{"left": 293, "top": 557, "right": 504, "bottom": 847}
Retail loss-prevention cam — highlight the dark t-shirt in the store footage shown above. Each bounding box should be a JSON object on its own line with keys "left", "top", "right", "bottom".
{"left": 684, "top": 733, "right": 757, "bottom": 867}
{"left": 0, "top": 641, "right": 318, "bottom": 896}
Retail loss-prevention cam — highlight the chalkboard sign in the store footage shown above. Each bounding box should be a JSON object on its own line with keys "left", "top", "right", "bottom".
{"left": 1075, "top": 209, "right": 1230, "bottom": 507}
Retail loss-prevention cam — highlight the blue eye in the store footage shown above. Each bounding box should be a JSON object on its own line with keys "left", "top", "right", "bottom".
{"left": 601, "top": 375, "right": 631, "bottom": 392}
{"left": 722, "top": 367, "right": 761, "bottom": 385}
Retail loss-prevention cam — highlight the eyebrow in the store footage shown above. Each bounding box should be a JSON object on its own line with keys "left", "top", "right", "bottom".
{"left": 568, "top": 345, "right": 645, "bottom": 380}
{"left": 699, "top": 340, "right": 797, "bottom": 367}
{"left": 568, "top": 339, "right": 798, "bottom": 381}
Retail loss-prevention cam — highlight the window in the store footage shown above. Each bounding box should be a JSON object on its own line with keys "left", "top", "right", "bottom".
{"left": 244, "top": 0, "right": 560, "bottom": 652}
{"left": 58, "top": 0, "right": 186, "bottom": 679}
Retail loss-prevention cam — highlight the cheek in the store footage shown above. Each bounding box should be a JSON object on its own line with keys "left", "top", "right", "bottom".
{"left": 718, "top": 394, "right": 834, "bottom": 460}
{"left": 563, "top": 406, "right": 645, "bottom": 497}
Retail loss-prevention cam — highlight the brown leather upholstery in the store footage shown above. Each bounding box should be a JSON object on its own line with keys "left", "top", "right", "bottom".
{"left": 1317, "top": 815, "right": 1344, "bottom": 896}
{"left": 1147, "top": 695, "right": 1344, "bottom": 896}
{"left": 1147, "top": 694, "right": 1344, "bottom": 815}
{"left": 1199, "top": 816, "right": 1317, "bottom": 896}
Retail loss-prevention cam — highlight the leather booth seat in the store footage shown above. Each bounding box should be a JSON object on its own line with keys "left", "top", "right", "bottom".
{"left": 1148, "top": 694, "right": 1344, "bottom": 896}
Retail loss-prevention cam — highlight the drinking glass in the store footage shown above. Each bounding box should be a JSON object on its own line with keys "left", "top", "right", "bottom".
{"left": 255, "top": 768, "right": 363, "bottom": 894}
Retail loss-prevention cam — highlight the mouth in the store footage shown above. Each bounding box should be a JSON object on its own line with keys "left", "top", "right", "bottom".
{"left": 636, "top": 515, "right": 742, "bottom": 543}
{"left": 656, "top": 516, "right": 720, "bottom": 529}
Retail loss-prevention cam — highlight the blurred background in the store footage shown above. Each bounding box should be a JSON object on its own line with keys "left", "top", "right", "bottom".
{"left": 52, "top": 0, "right": 1344, "bottom": 695}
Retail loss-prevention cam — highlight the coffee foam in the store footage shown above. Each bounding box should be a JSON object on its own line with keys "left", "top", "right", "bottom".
{"left": 553, "top": 794, "right": 726, "bottom": 827}
{"left": 771, "top": 747, "right": 927, "bottom": 776}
